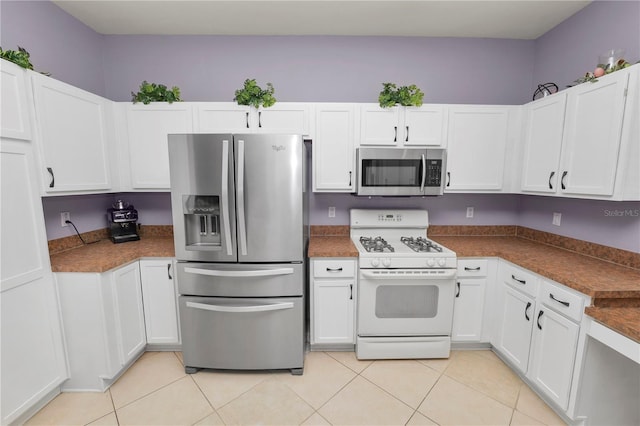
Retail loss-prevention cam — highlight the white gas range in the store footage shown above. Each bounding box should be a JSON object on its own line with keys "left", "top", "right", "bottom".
{"left": 350, "top": 209, "right": 458, "bottom": 360}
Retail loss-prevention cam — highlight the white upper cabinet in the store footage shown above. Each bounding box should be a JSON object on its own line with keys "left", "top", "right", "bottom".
{"left": 520, "top": 93, "right": 567, "bottom": 193}
{"left": 445, "top": 105, "right": 513, "bottom": 191}
{"left": 359, "top": 104, "right": 446, "bottom": 147}
{"left": 520, "top": 65, "right": 639, "bottom": 200}
{"left": 123, "top": 103, "right": 193, "bottom": 189}
{"left": 312, "top": 103, "right": 358, "bottom": 192}
{"left": 31, "top": 73, "right": 113, "bottom": 193}
{"left": 1, "top": 60, "right": 32, "bottom": 141}
{"left": 194, "top": 102, "right": 311, "bottom": 137}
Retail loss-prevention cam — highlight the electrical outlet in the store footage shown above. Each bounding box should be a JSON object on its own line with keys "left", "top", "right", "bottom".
{"left": 466, "top": 207, "right": 474, "bottom": 218}
{"left": 328, "top": 206, "right": 336, "bottom": 218}
{"left": 552, "top": 212, "right": 562, "bottom": 226}
{"left": 61, "top": 212, "right": 70, "bottom": 227}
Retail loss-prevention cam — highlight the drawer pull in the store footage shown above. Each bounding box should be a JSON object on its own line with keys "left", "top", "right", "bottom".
{"left": 549, "top": 293, "right": 570, "bottom": 307}
{"left": 525, "top": 302, "right": 532, "bottom": 321}
{"left": 511, "top": 274, "right": 526, "bottom": 285}
{"left": 464, "top": 266, "right": 481, "bottom": 271}
{"left": 326, "top": 267, "right": 343, "bottom": 272}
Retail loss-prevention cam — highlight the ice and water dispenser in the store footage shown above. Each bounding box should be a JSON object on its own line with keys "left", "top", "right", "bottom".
{"left": 183, "top": 195, "right": 221, "bottom": 250}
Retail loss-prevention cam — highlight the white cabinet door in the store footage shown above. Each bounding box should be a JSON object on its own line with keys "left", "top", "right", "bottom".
{"left": 313, "top": 103, "right": 357, "bottom": 192}
{"left": 403, "top": 105, "right": 447, "bottom": 146}
{"left": 111, "top": 262, "right": 146, "bottom": 365}
{"left": 313, "top": 280, "right": 355, "bottom": 345}
{"left": 452, "top": 278, "right": 486, "bottom": 342}
{"left": 257, "top": 103, "right": 311, "bottom": 136}
{"left": 495, "top": 283, "right": 535, "bottom": 374}
{"left": 125, "top": 103, "right": 193, "bottom": 189}
{"left": 528, "top": 307, "right": 579, "bottom": 410}
{"left": 32, "top": 73, "right": 112, "bottom": 193}
{"left": 445, "top": 106, "right": 510, "bottom": 191}
{"left": 559, "top": 70, "right": 629, "bottom": 196}
{"left": 195, "top": 103, "right": 251, "bottom": 133}
{"left": 1, "top": 139, "right": 67, "bottom": 424}
{"left": 140, "top": 259, "right": 180, "bottom": 345}
{"left": 520, "top": 94, "right": 567, "bottom": 193}
{"left": 1, "top": 60, "right": 32, "bottom": 140}
{"left": 360, "top": 104, "right": 401, "bottom": 146}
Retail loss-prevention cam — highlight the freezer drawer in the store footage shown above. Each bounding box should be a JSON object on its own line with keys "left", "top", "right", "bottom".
{"left": 179, "top": 296, "right": 304, "bottom": 373}
{"left": 176, "top": 262, "right": 304, "bottom": 297}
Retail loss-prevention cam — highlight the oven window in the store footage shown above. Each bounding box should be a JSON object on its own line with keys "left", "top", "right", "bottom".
{"left": 375, "top": 285, "right": 439, "bottom": 318}
{"left": 361, "top": 159, "right": 422, "bottom": 187}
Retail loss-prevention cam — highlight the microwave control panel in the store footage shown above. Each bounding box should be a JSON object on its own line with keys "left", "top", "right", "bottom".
{"left": 425, "top": 159, "right": 442, "bottom": 186}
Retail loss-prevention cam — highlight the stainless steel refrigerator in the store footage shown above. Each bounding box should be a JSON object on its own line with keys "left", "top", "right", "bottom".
{"left": 168, "top": 133, "right": 307, "bottom": 375}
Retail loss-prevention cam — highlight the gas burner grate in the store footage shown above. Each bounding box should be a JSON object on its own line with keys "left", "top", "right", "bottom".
{"left": 359, "top": 236, "right": 395, "bottom": 253}
{"left": 400, "top": 236, "right": 443, "bottom": 253}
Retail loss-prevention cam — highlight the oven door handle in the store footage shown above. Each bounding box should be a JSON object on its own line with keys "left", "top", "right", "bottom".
{"left": 360, "top": 269, "right": 457, "bottom": 279}
{"left": 184, "top": 267, "right": 294, "bottom": 278}
{"left": 186, "top": 301, "right": 293, "bottom": 313}
{"left": 420, "top": 153, "right": 426, "bottom": 193}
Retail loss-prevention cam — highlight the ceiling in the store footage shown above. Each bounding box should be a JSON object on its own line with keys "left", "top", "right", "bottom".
{"left": 52, "top": 0, "right": 591, "bottom": 39}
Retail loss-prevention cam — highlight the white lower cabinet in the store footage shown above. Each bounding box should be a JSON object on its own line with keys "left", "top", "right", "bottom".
{"left": 139, "top": 259, "right": 180, "bottom": 346}
{"left": 495, "top": 283, "right": 536, "bottom": 373}
{"left": 310, "top": 258, "right": 356, "bottom": 349}
{"left": 56, "top": 262, "right": 146, "bottom": 391}
{"left": 452, "top": 259, "right": 493, "bottom": 343}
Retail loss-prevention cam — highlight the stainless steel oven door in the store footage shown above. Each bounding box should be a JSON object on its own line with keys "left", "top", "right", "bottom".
{"left": 358, "top": 268, "right": 456, "bottom": 336}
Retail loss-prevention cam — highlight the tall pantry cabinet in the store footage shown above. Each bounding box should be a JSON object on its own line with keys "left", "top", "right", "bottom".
{"left": 0, "top": 60, "right": 68, "bottom": 425}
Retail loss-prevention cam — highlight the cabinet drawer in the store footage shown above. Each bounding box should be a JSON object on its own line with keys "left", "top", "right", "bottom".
{"left": 501, "top": 262, "right": 538, "bottom": 297}
{"left": 313, "top": 259, "right": 355, "bottom": 278}
{"left": 457, "top": 259, "right": 488, "bottom": 277}
{"left": 539, "top": 279, "right": 585, "bottom": 322}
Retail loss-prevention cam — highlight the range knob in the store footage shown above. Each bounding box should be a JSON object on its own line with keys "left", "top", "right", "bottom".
{"left": 427, "top": 258, "right": 436, "bottom": 267}
{"left": 370, "top": 258, "right": 380, "bottom": 267}
{"left": 438, "top": 258, "right": 447, "bottom": 267}
{"left": 382, "top": 258, "right": 391, "bottom": 267}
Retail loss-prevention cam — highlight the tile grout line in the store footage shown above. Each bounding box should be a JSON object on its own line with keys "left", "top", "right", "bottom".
{"left": 187, "top": 373, "right": 220, "bottom": 425}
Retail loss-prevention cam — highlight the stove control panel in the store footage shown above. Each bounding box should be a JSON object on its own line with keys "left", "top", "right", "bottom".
{"left": 366, "top": 257, "right": 456, "bottom": 269}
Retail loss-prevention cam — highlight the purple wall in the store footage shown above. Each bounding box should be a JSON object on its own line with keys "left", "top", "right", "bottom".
{"left": 532, "top": 0, "right": 640, "bottom": 92}
{"left": 102, "top": 35, "right": 534, "bottom": 105}
{"left": 0, "top": 0, "right": 106, "bottom": 96}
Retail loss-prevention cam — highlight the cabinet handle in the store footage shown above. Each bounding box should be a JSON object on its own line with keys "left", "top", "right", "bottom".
{"left": 464, "top": 266, "right": 481, "bottom": 271}
{"left": 549, "top": 293, "right": 570, "bottom": 307}
{"left": 511, "top": 274, "right": 526, "bottom": 285}
{"left": 393, "top": 126, "right": 397, "bottom": 142}
{"left": 258, "top": 111, "right": 262, "bottom": 128}
{"left": 326, "top": 267, "right": 343, "bottom": 272}
{"left": 47, "top": 167, "right": 55, "bottom": 188}
{"left": 245, "top": 112, "right": 250, "bottom": 128}
{"left": 455, "top": 281, "right": 460, "bottom": 298}
{"left": 405, "top": 126, "right": 409, "bottom": 142}
{"left": 348, "top": 171, "right": 352, "bottom": 186}
{"left": 349, "top": 284, "right": 353, "bottom": 300}
{"left": 167, "top": 263, "right": 172, "bottom": 279}
{"left": 525, "top": 301, "right": 531, "bottom": 321}
{"left": 548, "top": 171, "right": 555, "bottom": 190}
{"left": 537, "top": 310, "right": 544, "bottom": 330}
{"left": 446, "top": 172, "right": 451, "bottom": 187}
{"left": 561, "top": 171, "right": 568, "bottom": 190}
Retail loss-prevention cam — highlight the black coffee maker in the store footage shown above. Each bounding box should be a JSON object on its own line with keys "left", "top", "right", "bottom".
{"left": 107, "top": 200, "right": 140, "bottom": 243}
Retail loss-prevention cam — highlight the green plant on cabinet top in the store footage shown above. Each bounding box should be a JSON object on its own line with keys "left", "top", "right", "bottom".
{"left": 131, "top": 81, "right": 182, "bottom": 104}
{"left": 1, "top": 46, "right": 50, "bottom": 75}
{"left": 378, "top": 83, "right": 424, "bottom": 108}
{"left": 234, "top": 79, "right": 276, "bottom": 108}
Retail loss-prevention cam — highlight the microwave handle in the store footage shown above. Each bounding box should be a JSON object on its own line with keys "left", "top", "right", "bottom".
{"left": 420, "top": 153, "right": 426, "bottom": 192}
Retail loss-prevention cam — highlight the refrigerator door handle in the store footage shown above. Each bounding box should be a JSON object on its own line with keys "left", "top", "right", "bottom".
{"left": 186, "top": 301, "right": 294, "bottom": 313}
{"left": 184, "top": 267, "right": 294, "bottom": 277}
{"left": 236, "top": 139, "right": 248, "bottom": 256}
{"left": 221, "top": 139, "right": 233, "bottom": 256}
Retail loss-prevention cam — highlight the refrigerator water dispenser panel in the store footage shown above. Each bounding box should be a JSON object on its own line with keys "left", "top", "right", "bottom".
{"left": 183, "top": 195, "right": 221, "bottom": 250}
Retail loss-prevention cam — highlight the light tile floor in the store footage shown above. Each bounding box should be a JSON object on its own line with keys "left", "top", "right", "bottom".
{"left": 26, "top": 350, "right": 567, "bottom": 425}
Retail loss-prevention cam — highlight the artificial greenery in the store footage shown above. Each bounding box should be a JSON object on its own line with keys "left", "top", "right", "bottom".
{"left": 378, "top": 83, "right": 424, "bottom": 108}
{"left": 568, "top": 58, "right": 637, "bottom": 87}
{"left": 233, "top": 79, "right": 276, "bottom": 108}
{"left": 0, "top": 46, "right": 50, "bottom": 75}
{"left": 131, "top": 80, "right": 182, "bottom": 104}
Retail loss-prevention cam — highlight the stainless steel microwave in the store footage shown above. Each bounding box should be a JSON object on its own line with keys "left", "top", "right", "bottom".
{"left": 356, "top": 147, "right": 446, "bottom": 196}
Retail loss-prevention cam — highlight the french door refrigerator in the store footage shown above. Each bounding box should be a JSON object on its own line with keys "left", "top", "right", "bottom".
{"left": 168, "top": 133, "right": 307, "bottom": 375}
